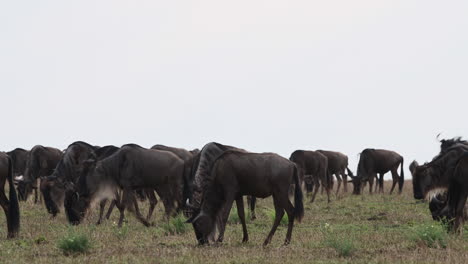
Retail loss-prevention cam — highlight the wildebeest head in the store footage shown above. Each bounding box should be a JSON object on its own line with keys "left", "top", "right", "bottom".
{"left": 347, "top": 168, "right": 366, "bottom": 195}
{"left": 429, "top": 194, "right": 447, "bottom": 221}
{"left": 64, "top": 159, "right": 97, "bottom": 225}
{"left": 186, "top": 210, "right": 215, "bottom": 245}
{"left": 16, "top": 178, "right": 35, "bottom": 201}
{"left": 40, "top": 176, "right": 67, "bottom": 217}
{"left": 411, "top": 164, "right": 433, "bottom": 200}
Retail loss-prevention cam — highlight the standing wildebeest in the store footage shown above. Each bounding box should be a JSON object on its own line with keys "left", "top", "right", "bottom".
{"left": 0, "top": 152, "right": 20, "bottom": 238}
{"left": 18, "top": 145, "right": 62, "bottom": 203}
{"left": 289, "top": 150, "right": 330, "bottom": 203}
{"left": 6, "top": 148, "right": 29, "bottom": 178}
{"left": 64, "top": 144, "right": 188, "bottom": 227}
{"left": 40, "top": 141, "right": 99, "bottom": 217}
{"left": 348, "top": 149, "right": 404, "bottom": 195}
{"left": 316, "top": 150, "right": 349, "bottom": 194}
{"left": 428, "top": 152, "right": 468, "bottom": 232}
{"left": 187, "top": 151, "right": 304, "bottom": 246}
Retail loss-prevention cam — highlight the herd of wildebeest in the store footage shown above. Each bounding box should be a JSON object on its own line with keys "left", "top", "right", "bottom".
{"left": 0, "top": 137, "right": 467, "bottom": 246}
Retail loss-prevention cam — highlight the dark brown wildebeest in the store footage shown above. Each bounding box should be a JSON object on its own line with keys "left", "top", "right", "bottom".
{"left": 347, "top": 149, "right": 404, "bottom": 195}
{"left": 289, "top": 150, "right": 331, "bottom": 203}
{"left": 411, "top": 139, "right": 468, "bottom": 200}
{"left": 151, "top": 144, "right": 198, "bottom": 200}
{"left": 0, "top": 152, "right": 20, "bottom": 238}
{"left": 187, "top": 151, "right": 304, "bottom": 246}
{"left": 18, "top": 145, "right": 62, "bottom": 203}
{"left": 187, "top": 142, "right": 259, "bottom": 222}
{"left": 6, "top": 148, "right": 29, "bottom": 178}
{"left": 316, "top": 150, "right": 349, "bottom": 194}
{"left": 64, "top": 144, "right": 187, "bottom": 227}
{"left": 428, "top": 152, "right": 468, "bottom": 232}
{"left": 40, "top": 141, "right": 99, "bottom": 217}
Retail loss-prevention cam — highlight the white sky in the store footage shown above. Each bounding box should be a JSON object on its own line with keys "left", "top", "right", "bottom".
{"left": 1, "top": 1, "right": 467, "bottom": 178}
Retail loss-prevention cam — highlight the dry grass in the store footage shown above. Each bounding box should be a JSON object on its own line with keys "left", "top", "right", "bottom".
{"left": 1, "top": 181, "right": 467, "bottom": 263}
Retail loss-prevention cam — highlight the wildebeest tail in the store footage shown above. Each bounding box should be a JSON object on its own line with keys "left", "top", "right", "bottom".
{"left": 7, "top": 156, "right": 20, "bottom": 238}
{"left": 293, "top": 165, "right": 304, "bottom": 222}
{"left": 399, "top": 158, "right": 404, "bottom": 192}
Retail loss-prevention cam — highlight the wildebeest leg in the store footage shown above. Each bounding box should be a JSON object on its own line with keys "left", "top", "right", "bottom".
{"left": 378, "top": 174, "right": 385, "bottom": 193}
{"left": 389, "top": 169, "right": 399, "bottom": 194}
{"left": 146, "top": 190, "right": 157, "bottom": 222}
{"left": 283, "top": 196, "right": 295, "bottom": 245}
{"left": 263, "top": 196, "right": 285, "bottom": 246}
{"left": 96, "top": 199, "right": 108, "bottom": 225}
{"left": 453, "top": 193, "right": 467, "bottom": 233}
{"left": 247, "top": 196, "right": 256, "bottom": 220}
{"left": 335, "top": 174, "right": 342, "bottom": 196}
{"left": 341, "top": 170, "right": 348, "bottom": 193}
{"left": 129, "top": 191, "right": 151, "bottom": 227}
{"left": 310, "top": 177, "right": 320, "bottom": 203}
{"left": 115, "top": 191, "right": 126, "bottom": 228}
{"left": 369, "top": 173, "right": 376, "bottom": 194}
{"left": 236, "top": 197, "right": 249, "bottom": 243}
{"left": 216, "top": 197, "right": 235, "bottom": 243}
{"left": 34, "top": 187, "right": 38, "bottom": 204}
{"left": 106, "top": 199, "right": 116, "bottom": 219}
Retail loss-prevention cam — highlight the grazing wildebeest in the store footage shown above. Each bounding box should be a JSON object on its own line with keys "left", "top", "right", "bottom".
{"left": 428, "top": 152, "right": 468, "bottom": 232}
{"left": 40, "top": 141, "right": 99, "bottom": 217}
{"left": 316, "top": 150, "right": 349, "bottom": 194}
{"left": 289, "top": 150, "right": 331, "bottom": 203}
{"left": 187, "top": 142, "right": 259, "bottom": 221}
{"left": 187, "top": 151, "right": 304, "bottom": 246}
{"left": 64, "top": 144, "right": 187, "bottom": 227}
{"left": 348, "top": 149, "right": 404, "bottom": 195}
{"left": 412, "top": 141, "right": 468, "bottom": 200}
{"left": 0, "top": 152, "right": 20, "bottom": 238}
{"left": 18, "top": 145, "right": 62, "bottom": 203}
{"left": 6, "top": 148, "right": 29, "bottom": 178}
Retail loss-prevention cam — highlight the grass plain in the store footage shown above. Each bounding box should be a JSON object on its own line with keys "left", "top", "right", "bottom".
{"left": 0, "top": 181, "right": 467, "bottom": 263}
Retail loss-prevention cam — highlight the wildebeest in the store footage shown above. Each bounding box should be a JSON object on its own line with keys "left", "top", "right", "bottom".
{"left": 40, "top": 141, "right": 99, "bottom": 217}
{"left": 289, "top": 150, "right": 330, "bottom": 203}
{"left": 64, "top": 144, "right": 188, "bottom": 227}
{"left": 6, "top": 148, "right": 29, "bottom": 178}
{"left": 0, "top": 152, "right": 20, "bottom": 238}
{"left": 347, "top": 149, "right": 404, "bottom": 195}
{"left": 18, "top": 145, "right": 63, "bottom": 203}
{"left": 316, "top": 150, "right": 349, "bottom": 194}
{"left": 428, "top": 152, "right": 468, "bottom": 232}
{"left": 187, "top": 151, "right": 304, "bottom": 246}
{"left": 411, "top": 141, "right": 468, "bottom": 200}
{"left": 187, "top": 142, "right": 259, "bottom": 221}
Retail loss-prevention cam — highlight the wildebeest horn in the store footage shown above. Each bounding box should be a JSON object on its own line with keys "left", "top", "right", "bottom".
{"left": 436, "top": 133, "right": 442, "bottom": 142}
{"left": 431, "top": 196, "right": 444, "bottom": 205}
{"left": 186, "top": 211, "right": 205, "bottom": 223}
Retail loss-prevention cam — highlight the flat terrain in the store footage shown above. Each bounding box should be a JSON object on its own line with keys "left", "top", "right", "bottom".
{"left": 1, "top": 181, "right": 467, "bottom": 263}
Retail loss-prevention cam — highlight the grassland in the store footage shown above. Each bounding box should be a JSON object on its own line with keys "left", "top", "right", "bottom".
{"left": 1, "top": 181, "right": 467, "bottom": 263}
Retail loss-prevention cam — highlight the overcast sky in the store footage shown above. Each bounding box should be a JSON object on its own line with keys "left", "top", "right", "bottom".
{"left": 1, "top": 1, "right": 467, "bottom": 178}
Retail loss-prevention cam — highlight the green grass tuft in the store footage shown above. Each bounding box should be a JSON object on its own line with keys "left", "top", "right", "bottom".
{"left": 321, "top": 223, "right": 356, "bottom": 257}
{"left": 409, "top": 222, "right": 448, "bottom": 248}
{"left": 161, "top": 214, "right": 189, "bottom": 235}
{"left": 264, "top": 208, "right": 288, "bottom": 225}
{"left": 57, "top": 232, "right": 91, "bottom": 255}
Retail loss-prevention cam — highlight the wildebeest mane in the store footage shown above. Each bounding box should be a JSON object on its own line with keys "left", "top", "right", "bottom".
{"left": 53, "top": 141, "right": 97, "bottom": 183}
{"left": 191, "top": 142, "right": 245, "bottom": 207}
